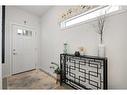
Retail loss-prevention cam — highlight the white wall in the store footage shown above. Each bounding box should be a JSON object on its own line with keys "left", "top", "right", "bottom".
{"left": 0, "top": 6, "right": 2, "bottom": 89}
{"left": 40, "top": 6, "right": 99, "bottom": 76}
{"left": 104, "top": 12, "right": 127, "bottom": 89}
{"left": 3, "top": 6, "right": 41, "bottom": 77}
{"left": 40, "top": 6, "right": 127, "bottom": 89}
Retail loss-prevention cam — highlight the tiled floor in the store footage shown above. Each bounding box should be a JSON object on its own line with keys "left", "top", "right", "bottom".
{"left": 7, "top": 69, "right": 72, "bottom": 89}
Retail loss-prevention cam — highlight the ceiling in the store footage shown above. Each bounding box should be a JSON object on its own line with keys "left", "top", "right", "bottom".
{"left": 17, "top": 6, "right": 52, "bottom": 17}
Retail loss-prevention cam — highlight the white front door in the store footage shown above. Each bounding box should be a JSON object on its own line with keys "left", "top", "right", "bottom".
{"left": 12, "top": 25, "right": 35, "bottom": 74}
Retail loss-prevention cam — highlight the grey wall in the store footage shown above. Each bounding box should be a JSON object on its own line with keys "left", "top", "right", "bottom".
{"left": 40, "top": 6, "right": 127, "bottom": 89}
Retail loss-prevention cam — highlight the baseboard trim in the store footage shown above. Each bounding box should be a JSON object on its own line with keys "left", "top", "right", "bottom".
{"left": 39, "top": 68, "right": 57, "bottom": 80}
{"left": 12, "top": 69, "right": 36, "bottom": 76}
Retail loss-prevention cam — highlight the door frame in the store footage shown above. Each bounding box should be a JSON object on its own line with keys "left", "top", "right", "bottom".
{"left": 9, "top": 22, "right": 37, "bottom": 75}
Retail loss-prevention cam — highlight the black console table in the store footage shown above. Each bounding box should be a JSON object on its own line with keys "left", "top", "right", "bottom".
{"left": 60, "top": 54, "right": 107, "bottom": 89}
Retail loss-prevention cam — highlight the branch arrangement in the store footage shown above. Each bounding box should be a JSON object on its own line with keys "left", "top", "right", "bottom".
{"left": 96, "top": 6, "right": 112, "bottom": 44}
{"left": 97, "top": 14, "right": 106, "bottom": 44}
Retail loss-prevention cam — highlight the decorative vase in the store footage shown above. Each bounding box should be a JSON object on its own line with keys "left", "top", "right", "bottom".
{"left": 74, "top": 51, "right": 80, "bottom": 57}
{"left": 98, "top": 44, "right": 105, "bottom": 57}
{"left": 63, "top": 43, "right": 68, "bottom": 54}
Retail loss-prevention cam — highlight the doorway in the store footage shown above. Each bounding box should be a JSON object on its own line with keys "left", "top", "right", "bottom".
{"left": 12, "top": 24, "right": 36, "bottom": 74}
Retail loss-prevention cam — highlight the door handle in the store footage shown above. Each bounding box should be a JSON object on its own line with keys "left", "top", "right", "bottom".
{"left": 13, "top": 52, "right": 17, "bottom": 55}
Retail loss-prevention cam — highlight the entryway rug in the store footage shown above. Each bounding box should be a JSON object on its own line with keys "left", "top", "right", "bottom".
{"left": 7, "top": 69, "right": 61, "bottom": 89}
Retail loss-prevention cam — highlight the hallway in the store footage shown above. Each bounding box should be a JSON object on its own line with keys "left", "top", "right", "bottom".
{"left": 1, "top": 5, "right": 127, "bottom": 90}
